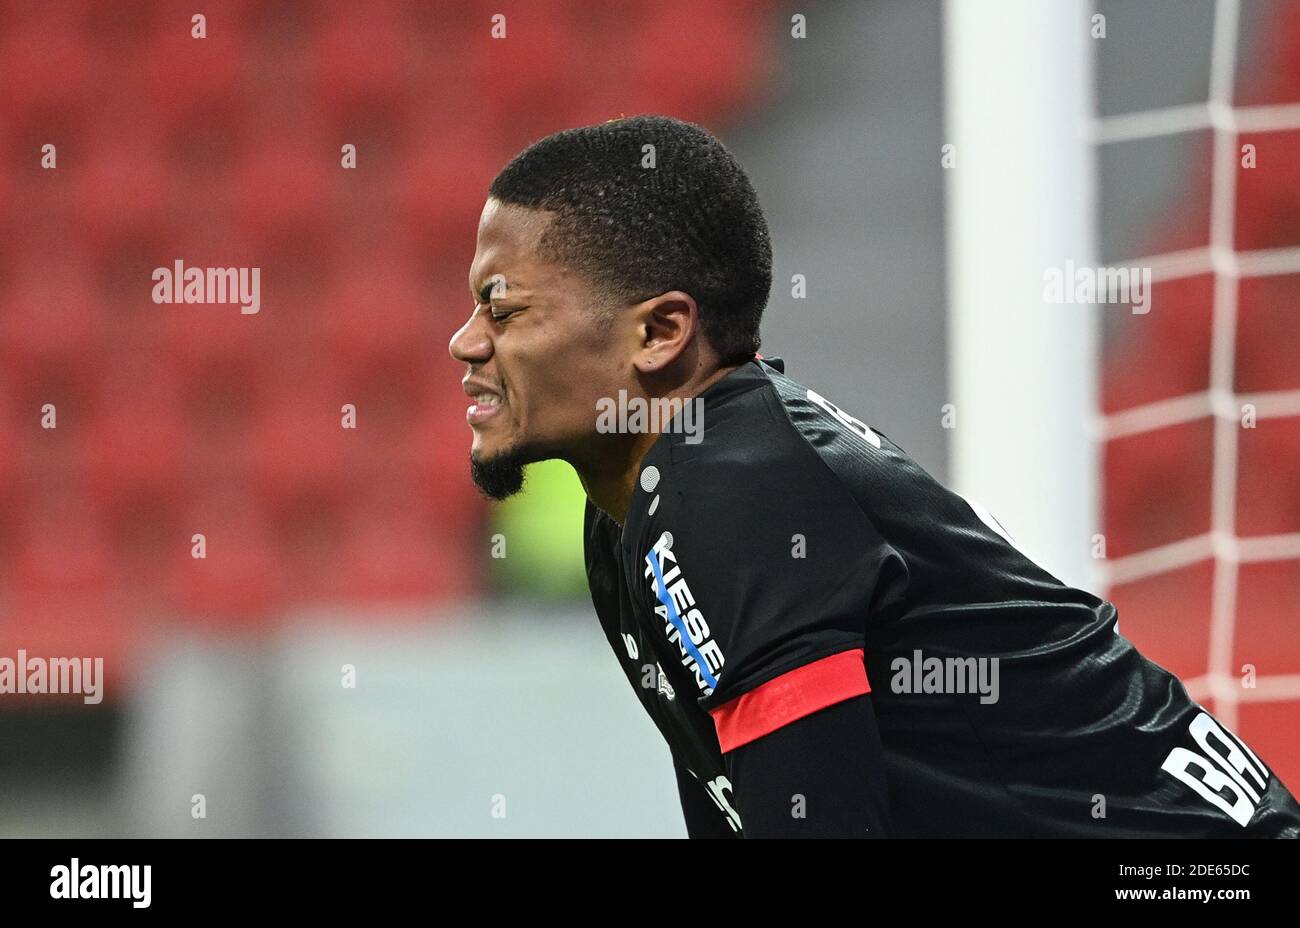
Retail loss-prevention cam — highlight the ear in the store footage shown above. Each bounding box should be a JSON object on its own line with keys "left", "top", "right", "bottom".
{"left": 633, "top": 291, "right": 698, "bottom": 373}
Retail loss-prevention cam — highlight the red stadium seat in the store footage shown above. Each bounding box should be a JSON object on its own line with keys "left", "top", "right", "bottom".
{"left": 311, "top": 4, "right": 411, "bottom": 116}
{"left": 321, "top": 253, "right": 429, "bottom": 365}
{"left": 138, "top": 17, "right": 243, "bottom": 127}
{"left": 0, "top": 18, "right": 93, "bottom": 120}
{"left": 0, "top": 258, "right": 103, "bottom": 399}
{"left": 10, "top": 487, "right": 113, "bottom": 595}
{"left": 232, "top": 135, "right": 333, "bottom": 244}
{"left": 335, "top": 498, "right": 479, "bottom": 604}
{"left": 248, "top": 361, "right": 352, "bottom": 511}
{"left": 398, "top": 123, "right": 501, "bottom": 259}
{"left": 627, "top": 0, "right": 774, "bottom": 125}
{"left": 71, "top": 132, "right": 168, "bottom": 253}
{"left": 173, "top": 487, "right": 284, "bottom": 624}
{"left": 83, "top": 353, "right": 185, "bottom": 509}
{"left": 389, "top": 390, "right": 486, "bottom": 533}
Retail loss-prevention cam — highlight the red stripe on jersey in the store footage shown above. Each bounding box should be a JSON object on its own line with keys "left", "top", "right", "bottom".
{"left": 708, "top": 648, "right": 870, "bottom": 753}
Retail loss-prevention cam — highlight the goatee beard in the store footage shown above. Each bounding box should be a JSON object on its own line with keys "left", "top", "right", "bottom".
{"left": 469, "top": 448, "right": 528, "bottom": 500}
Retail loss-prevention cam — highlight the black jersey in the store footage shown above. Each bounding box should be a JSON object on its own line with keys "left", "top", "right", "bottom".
{"left": 583, "top": 355, "right": 1300, "bottom": 837}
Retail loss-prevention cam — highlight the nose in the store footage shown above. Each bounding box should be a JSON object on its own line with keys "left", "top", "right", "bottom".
{"left": 449, "top": 305, "right": 492, "bottom": 364}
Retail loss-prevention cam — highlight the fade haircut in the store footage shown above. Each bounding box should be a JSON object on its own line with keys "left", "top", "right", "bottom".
{"left": 487, "top": 114, "right": 772, "bottom": 364}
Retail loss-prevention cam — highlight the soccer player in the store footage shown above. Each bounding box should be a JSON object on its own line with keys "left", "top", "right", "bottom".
{"left": 449, "top": 114, "right": 1300, "bottom": 838}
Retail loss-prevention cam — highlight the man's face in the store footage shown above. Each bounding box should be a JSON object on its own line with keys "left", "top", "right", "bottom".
{"left": 450, "top": 198, "right": 631, "bottom": 498}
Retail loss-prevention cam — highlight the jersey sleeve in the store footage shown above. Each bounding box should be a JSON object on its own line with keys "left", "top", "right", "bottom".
{"left": 724, "top": 691, "right": 892, "bottom": 837}
{"left": 632, "top": 436, "right": 908, "bottom": 754}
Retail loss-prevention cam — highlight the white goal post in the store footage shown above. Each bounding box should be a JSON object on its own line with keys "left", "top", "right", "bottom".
{"left": 942, "top": 0, "right": 1100, "bottom": 594}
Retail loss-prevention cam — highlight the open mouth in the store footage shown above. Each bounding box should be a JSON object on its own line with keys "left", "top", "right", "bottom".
{"left": 467, "top": 390, "right": 505, "bottom": 425}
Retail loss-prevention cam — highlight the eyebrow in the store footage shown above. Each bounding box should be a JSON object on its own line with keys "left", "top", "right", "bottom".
{"left": 471, "top": 274, "right": 509, "bottom": 304}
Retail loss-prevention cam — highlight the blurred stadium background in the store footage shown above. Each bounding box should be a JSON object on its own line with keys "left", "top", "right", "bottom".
{"left": 0, "top": 0, "right": 1296, "bottom": 837}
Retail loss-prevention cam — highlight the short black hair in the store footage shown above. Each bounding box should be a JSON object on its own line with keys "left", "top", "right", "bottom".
{"left": 487, "top": 114, "right": 772, "bottom": 364}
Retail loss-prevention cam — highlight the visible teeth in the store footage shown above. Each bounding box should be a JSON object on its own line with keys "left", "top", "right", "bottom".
{"left": 475, "top": 393, "right": 501, "bottom": 406}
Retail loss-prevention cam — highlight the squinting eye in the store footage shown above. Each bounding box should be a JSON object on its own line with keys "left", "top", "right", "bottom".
{"left": 490, "top": 308, "right": 514, "bottom": 322}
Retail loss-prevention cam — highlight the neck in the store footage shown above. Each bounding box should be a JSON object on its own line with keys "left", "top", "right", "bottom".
{"left": 573, "top": 360, "right": 745, "bottom": 524}
{"left": 573, "top": 432, "right": 659, "bottom": 525}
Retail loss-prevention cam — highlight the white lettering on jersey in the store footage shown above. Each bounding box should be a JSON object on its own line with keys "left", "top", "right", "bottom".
{"left": 644, "top": 531, "right": 724, "bottom": 697}
{"left": 807, "top": 389, "right": 882, "bottom": 449}
{"left": 656, "top": 662, "right": 676, "bottom": 701}
{"left": 1160, "top": 711, "right": 1270, "bottom": 827}
{"left": 687, "top": 767, "right": 743, "bottom": 833}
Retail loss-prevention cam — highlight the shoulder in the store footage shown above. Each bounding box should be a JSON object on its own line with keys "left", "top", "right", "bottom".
{"left": 622, "top": 392, "right": 879, "bottom": 579}
{"left": 632, "top": 369, "right": 868, "bottom": 529}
